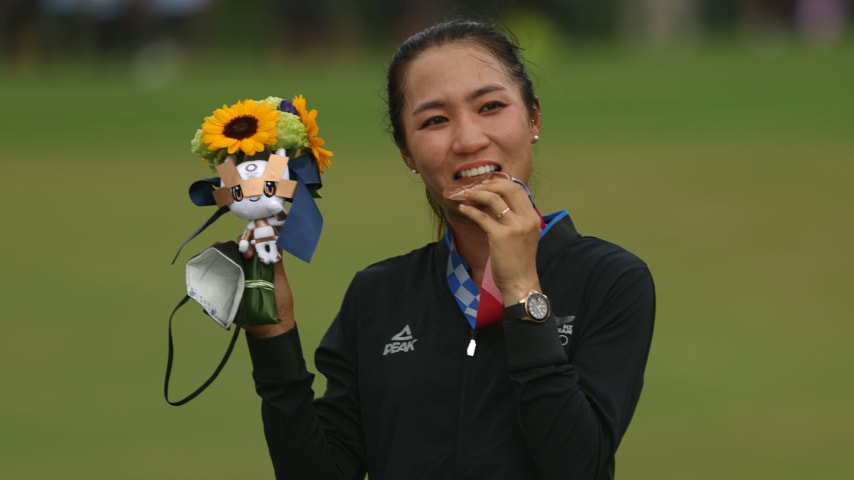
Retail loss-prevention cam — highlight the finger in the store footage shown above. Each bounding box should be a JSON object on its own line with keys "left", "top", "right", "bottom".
{"left": 465, "top": 178, "right": 530, "bottom": 213}
{"left": 495, "top": 206, "right": 512, "bottom": 220}
{"left": 457, "top": 202, "right": 501, "bottom": 226}
{"left": 459, "top": 186, "right": 527, "bottom": 224}
{"left": 457, "top": 195, "right": 512, "bottom": 226}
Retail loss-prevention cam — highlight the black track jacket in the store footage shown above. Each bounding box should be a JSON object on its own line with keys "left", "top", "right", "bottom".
{"left": 247, "top": 212, "right": 656, "bottom": 479}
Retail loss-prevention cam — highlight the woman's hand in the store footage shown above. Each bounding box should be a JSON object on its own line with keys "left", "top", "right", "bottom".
{"left": 244, "top": 258, "right": 297, "bottom": 338}
{"left": 455, "top": 177, "right": 542, "bottom": 304}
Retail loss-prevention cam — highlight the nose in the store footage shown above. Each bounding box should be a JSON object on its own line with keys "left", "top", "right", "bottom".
{"left": 451, "top": 118, "right": 489, "bottom": 155}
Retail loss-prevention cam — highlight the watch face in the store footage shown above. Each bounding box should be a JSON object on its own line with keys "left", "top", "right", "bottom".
{"left": 527, "top": 293, "right": 550, "bottom": 320}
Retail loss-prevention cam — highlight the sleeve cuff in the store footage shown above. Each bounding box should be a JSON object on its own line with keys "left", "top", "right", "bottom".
{"left": 503, "top": 316, "right": 567, "bottom": 371}
{"left": 246, "top": 326, "right": 309, "bottom": 382}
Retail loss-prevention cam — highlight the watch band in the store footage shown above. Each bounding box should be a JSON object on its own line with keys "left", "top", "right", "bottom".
{"left": 502, "top": 301, "right": 529, "bottom": 322}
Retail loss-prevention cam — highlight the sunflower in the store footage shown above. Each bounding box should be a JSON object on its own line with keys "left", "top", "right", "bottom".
{"left": 292, "top": 95, "right": 334, "bottom": 173}
{"left": 201, "top": 99, "right": 280, "bottom": 157}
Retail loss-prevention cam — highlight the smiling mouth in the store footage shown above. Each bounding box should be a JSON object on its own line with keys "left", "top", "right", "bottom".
{"left": 455, "top": 164, "right": 500, "bottom": 180}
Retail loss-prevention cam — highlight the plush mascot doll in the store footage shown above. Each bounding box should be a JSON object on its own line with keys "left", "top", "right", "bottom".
{"left": 176, "top": 95, "right": 333, "bottom": 328}
{"left": 213, "top": 153, "right": 294, "bottom": 265}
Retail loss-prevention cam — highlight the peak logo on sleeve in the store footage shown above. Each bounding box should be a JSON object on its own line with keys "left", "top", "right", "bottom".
{"left": 383, "top": 325, "right": 418, "bottom": 356}
{"left": 556, "top": 315, "right": 575, "bottom": 346}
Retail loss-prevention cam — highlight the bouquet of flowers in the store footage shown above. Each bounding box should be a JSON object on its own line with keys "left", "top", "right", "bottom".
{"left": 177, "top": 94, "right": 334, "bottom": 328}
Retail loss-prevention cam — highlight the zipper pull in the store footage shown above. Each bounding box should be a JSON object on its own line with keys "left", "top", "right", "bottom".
{"left": 466, "top": 330, "right": 477, "bottom": 357}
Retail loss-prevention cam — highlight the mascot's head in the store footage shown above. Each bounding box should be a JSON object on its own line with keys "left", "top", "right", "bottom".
{"left": 212, "top": 153, "right": 298, "bottom": 221}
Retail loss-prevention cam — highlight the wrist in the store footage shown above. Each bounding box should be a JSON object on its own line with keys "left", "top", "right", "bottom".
{"left": 502, "top": 280, "right": 542, "bottom": 308}
{"left": 244, "top": 321, "right": 294, "bottom": 339}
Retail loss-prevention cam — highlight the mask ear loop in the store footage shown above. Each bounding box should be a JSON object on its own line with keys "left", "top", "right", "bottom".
{"left": 164, "top": 294, "right": 242, "bottom": 406}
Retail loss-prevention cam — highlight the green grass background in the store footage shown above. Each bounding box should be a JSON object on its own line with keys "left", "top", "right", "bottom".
{"left": 1, "top": 36, "right": 853, "bottom": 479}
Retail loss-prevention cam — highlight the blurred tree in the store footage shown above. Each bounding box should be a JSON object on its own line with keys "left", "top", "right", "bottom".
{"left": 2, "top": 0, "right": 850, "bottom": 65}
{"left": 795, "top": 0, "right": 850, "bottom": 47}
{"left": 547, "top": 0, "right": 621, "bottom": 39}
{"left": 700, "top": 0, "right": 742, "bottom": 35}
{"left": 351, "top": 0, "right": 507, "bottom": 45}
{"left": 204, "top": 0, "right": 277, "bottom": 53}
{"left": 1, "top": 0, "right": 41, "bottom": 62}
{"left": 619, "top": 0, "right": 702, "bottom": 46}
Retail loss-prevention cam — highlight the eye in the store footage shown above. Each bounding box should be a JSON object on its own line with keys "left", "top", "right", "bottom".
{"left": 264, "top": 181, "right": 277, "bottom": 197}
{"left": 480, "top": 101, "right": 506, "bottom": 113}
{"left": 419, "top": 116, "right": 447, "bottom": 129}
{"left": 231, "top": 185, "right": 243, "bottom": 202}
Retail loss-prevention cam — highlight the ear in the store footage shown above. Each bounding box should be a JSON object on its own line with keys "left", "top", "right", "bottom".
{"left": 529, "top": 97, "right": 543, "bottom": 137}
{"left": 400, "top": 147, "right": 417, "bottom": 173}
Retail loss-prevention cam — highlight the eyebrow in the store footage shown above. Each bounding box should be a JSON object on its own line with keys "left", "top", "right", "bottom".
{"left": 411, "top": 83, "right": 507, "bottom": 116}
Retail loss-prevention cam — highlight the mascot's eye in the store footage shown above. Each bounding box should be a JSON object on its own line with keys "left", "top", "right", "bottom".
{"left": 231, "top": 185, "right": 244, "bottom": 202}
{"left": 264, "top": 181, "right": 277, "bottom": 197}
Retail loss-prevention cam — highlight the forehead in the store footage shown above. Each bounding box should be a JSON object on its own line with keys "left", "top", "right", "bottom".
{"left": 237, "top": 160, "right": 267, "bottom": 179}
{"left": 402, "top": 43, "right": 516, "bottom": 104}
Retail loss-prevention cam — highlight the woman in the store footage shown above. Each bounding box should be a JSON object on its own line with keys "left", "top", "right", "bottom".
{"left": 244, "top": 18, "right": 655, "bottom": 480}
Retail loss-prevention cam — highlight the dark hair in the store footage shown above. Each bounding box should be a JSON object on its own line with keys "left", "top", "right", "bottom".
{"left": 385, "top": 18, "right": 538, "bottom": 149}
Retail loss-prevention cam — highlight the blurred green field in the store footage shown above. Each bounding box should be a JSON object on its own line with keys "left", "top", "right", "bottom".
{"left": 2, "top": 37, "right": 853, "bottom": 479}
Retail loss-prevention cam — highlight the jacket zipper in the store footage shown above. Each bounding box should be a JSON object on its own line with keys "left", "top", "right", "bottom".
{"left": 456, "top": 328, "right": 477, "bottom": 478}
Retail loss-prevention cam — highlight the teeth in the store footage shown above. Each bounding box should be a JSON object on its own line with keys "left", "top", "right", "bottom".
{"left": 458, "top": 165, "right": 498, "bottom": 178}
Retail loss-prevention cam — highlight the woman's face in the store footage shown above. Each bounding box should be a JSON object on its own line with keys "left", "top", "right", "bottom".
{"left": 398, "top": 42, "right": 541, "bottom": 218}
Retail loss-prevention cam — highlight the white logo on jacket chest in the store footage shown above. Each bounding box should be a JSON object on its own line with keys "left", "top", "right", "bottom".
{"left": 383, "top": 325, "right": 418, "bottom": 356}
{"left": 557, "top": 315, "right": 575, "bottom": 346}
